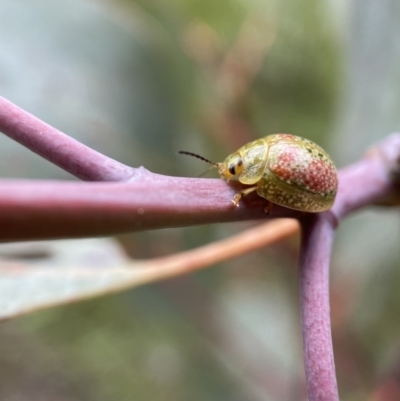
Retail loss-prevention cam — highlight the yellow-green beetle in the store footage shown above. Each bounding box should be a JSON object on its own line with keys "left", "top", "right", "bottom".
{"left": 180, "top": 133, "right": 338, "bottom": 212}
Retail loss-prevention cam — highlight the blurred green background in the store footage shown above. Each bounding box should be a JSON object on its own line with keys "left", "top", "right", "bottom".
{"left": 0, "top": 0, "right": 400, "bottom": 400}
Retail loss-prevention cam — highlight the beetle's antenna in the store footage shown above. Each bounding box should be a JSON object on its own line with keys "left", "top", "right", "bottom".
{"left": 198, "top": 165, "right": 216, "bottom": 177}
{"left": 178, "top": 151, "right": 219, "bottom": 167}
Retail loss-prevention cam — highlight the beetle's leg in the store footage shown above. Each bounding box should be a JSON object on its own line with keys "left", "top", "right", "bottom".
{"left": 231, "top": 186, "right": 258, "bottom": 207}
{"left": 264, "top": 202, "right": 273, "bottom": 214}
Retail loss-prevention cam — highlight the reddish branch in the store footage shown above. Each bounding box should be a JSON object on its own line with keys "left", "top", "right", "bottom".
{"left": 0, "top": 177, "right": 302, "bottom": 241}
{"left": 299, "top": 214, "right": 338, "bottom": 401}
{"left": 0, "top": 97, "right": 135, "bottom": 181}
{"left": 1, "top": 95, "right": 400, "bottom": 400}
{"left": 0, "top": 97, "right": 302, "bottom": 241}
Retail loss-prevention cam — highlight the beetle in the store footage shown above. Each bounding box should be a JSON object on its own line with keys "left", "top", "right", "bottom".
{"left": 179, "top": 133, "right": 338, "bottom": 213}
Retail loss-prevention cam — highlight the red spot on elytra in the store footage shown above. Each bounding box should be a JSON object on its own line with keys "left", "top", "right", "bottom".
{"left": 272, "top": 148, "right": 299, "bottom": 181}
{"left": 271, "top": 148, "right": 337, "bottom": 194}
{"left": 276, "top": 134, "right": 295, "bottom": 140}
{"left": 305, "top": 159, "right": 337, "bottom": 192}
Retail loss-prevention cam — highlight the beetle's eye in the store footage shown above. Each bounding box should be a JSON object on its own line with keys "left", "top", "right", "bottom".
{"left": 228, "top": 158, "right": 243, "bottom": 176}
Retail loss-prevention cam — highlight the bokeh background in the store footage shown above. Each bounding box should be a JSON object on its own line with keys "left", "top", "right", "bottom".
{"left": 0, "top": 0, "right": 400, "bottom": 400}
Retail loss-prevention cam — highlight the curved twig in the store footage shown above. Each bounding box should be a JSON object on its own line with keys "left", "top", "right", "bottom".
{"left": 0, "top": 96, "right": 135, "bottom": 181}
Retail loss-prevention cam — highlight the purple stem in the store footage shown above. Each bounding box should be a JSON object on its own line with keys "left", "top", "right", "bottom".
{"left": 0, "top": 144, "right": 395, "bottom": 242}
{"left": 0, "top": 96, "right": 135, "bottom": 181}
{"left": 333, "top": 133, "right": 400, "bottom": 219}
{"left": 0, "top": 174, "right": 300, "bottom": 242}
{"left": 299, "top": 213, "right": 338, "bottom": 401}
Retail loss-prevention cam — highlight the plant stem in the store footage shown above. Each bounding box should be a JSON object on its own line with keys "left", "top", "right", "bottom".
{"left": 0, "top": 96, "right": 135, "bottom": 181}
{"left": 299, "top": 214, "right": 339, "bottom": 401}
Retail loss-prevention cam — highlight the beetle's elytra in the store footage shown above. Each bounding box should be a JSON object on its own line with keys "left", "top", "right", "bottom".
{"left": 180, "top": 133, "right": 338, "bottom": 213}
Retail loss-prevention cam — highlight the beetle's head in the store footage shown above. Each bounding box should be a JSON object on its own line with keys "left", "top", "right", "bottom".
{"left": 219, "top": 152, "right": 244, "bottom": 181}
{"left": 178, "top": 150, "right": 245, "bottom": 181}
